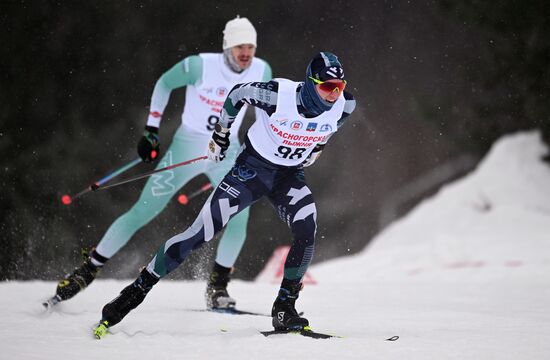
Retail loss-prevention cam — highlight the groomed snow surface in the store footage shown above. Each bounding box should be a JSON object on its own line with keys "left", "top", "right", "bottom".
{"left": 2, "top": 131, "right": 549, "bottom": 359}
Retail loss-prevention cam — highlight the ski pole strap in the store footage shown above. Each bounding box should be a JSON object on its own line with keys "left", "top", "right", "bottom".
{"left": 94, "top": 156, "right": 208, "bottom": 192}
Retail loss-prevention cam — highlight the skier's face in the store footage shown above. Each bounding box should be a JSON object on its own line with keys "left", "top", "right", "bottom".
{"left": 315, "top": 79, "right": 346, "bottom": 103}
{"left": 230, "top": 44, "right": 256, "bottom": 70}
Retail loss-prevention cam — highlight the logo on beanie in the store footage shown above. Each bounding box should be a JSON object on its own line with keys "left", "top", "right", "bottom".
{"left": 326, "top": 66, "right": 344, "bottom": 79}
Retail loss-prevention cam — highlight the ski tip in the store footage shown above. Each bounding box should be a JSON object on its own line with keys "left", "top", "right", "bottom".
{"left": 93, "top": 320, "right": 110, "bottom": 339}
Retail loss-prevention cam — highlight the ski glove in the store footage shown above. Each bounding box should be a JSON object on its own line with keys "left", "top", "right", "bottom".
{"left": 207, "top": 123, "right": 230, "bottom": 162}
{"left": 137, "top": 126, "right": 160, "bottom": 162}
{"left": 302, "top": 144, "right": 325, "bottom": 167}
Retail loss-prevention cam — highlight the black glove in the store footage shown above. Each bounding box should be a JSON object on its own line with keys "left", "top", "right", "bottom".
{"left": 207, "top": 123, "right": 230, "bottom": 162}
{"left": 137, "top": 126, "right": 160, "bottom": 162}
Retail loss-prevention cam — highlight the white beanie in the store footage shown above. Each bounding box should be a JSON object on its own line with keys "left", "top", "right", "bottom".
{"left": 222, "top": 16, "right": 257, "bottom": 50}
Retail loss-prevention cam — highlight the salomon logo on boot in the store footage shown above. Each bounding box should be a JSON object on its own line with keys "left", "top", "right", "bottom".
{"left": 271, "top": 283, "right": 309, "bottom": 330}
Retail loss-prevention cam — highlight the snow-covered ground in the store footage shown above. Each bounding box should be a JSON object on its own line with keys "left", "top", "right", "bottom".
{"left": 2, "top": 131, "right": 550, "bottom": 359}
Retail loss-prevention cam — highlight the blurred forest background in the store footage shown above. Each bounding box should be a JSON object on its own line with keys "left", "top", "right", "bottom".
{"left": 1, "top": 0, "right": 549, "bottom": 281}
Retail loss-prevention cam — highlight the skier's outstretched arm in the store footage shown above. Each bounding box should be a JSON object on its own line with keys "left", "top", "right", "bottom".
{"left": 146, "top": 55, "right": 203, "bottom": 127}
{"left": 138, "top": 55, "right": 203, "bottom": 162}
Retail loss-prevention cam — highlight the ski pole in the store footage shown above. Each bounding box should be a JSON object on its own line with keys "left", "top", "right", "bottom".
{"left": 92, "top": 155, "right": 208, "bottom": 192}
{"left": 61, "top": 158, "right": 142, "bottom": 205}
{"left": 177, "top": 182, "right": 213, "bottom": 205}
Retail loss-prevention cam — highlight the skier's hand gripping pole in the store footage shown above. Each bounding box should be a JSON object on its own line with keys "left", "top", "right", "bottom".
{"left": 207, "top": 124, "right": 230, "bottom": 163}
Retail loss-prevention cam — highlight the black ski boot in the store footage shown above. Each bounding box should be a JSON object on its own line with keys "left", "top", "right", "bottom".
{"left": 271, "top": 281, "right": 309, "bottom": 330}
{"left": 100, "top": 269, "right": 159, "bottom": 328}
{"left": 56, "top": 249, "right": 106, "bottom": 301}
{"left": 205, "top": 262, "right": 236, "bottom": 309}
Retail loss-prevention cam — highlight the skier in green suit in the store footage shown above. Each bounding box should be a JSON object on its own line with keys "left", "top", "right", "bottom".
{"left": 46, "top": 17, "right": 272, "bottom": 310}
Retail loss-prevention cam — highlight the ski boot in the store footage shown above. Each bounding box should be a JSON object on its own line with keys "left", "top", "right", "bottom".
{"left": 205, "top": 262, "right": 236, "bottom": 309}
{"left": 55, "top": 249, "right": 106, "bottom": 301}
{"left": 94, "top": 269, "right": 158, "bottom": 339}
{"left": 271, "top": 281, "right": 309, "bottom": 330}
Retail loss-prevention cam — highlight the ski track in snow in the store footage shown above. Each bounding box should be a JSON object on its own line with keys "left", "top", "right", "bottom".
{"left": 2, "top": 131, "right": 550, "bottom": 359}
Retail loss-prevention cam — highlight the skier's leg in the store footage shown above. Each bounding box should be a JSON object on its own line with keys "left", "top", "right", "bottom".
{"left": 95, "top": 132, "right": 206, "bottom": 259}
{"left": 212, "top": 208, "right": 249, "bottom": 267}
{"left": 204, "top": 142, "right": 251, "bottom": 308}
{"left": 146, "top": 169, "right": 260, "bottom": 278}
{"left": 98, "top": 165, "right": 267, "bottom": 329}
{"left": 204, "top": 207, "right": 249, "bottom": 309}
{"left": 268, "top": 169, "right": 316, "bottom": 330}
{"left": 57, "top": 129, "right": 205, "bottom": 301}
